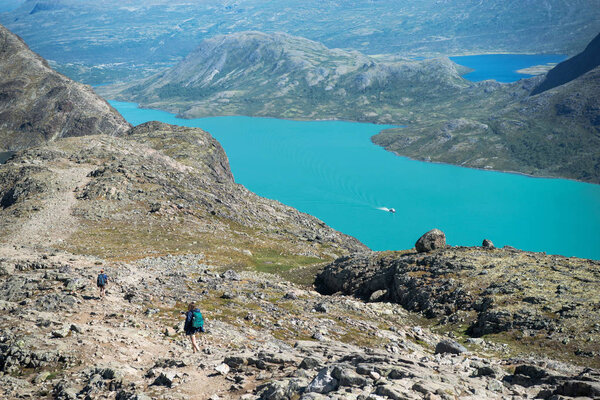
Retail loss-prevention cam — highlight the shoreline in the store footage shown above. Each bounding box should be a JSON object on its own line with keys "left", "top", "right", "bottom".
{"left": 109, "top": 99, "right": 401, "bottom": 128}
{"left": 380, "top": 145, "right": 599, "bottom": 187}
{"left": 111, "top": 100, "right": 597, "bottom": 187}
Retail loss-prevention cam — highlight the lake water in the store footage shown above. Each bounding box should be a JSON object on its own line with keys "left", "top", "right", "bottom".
{"left": 450, "top": 54, "right": 566, "bottom": 82}
{"left": 111, "top": 101, "right": 600, "bottom": 260}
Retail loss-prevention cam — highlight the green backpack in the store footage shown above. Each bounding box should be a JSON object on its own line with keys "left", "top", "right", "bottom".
{"left": 191, "top": 310, "right": 204, "bottom": 329}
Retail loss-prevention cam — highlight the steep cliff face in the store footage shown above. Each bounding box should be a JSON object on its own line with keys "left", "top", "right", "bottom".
{"left": 0, "top": 24, "right": 130, "bottom": 151}
{"left": 531, "top": 32, "right": 600, "bottom": 95}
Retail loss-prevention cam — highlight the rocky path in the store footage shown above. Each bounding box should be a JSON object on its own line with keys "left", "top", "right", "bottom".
{"left": 4, "top": 165, "right": 92, "bottom": 249}
{"left": 2, "top": 251, "right": 599, "bottom": 400}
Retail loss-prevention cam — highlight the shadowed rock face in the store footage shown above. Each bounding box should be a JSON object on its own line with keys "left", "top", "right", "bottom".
{"left": 0, "top": 24, "right": 130, "bottom": 151}
{"left": 531, "top": 32, "right": 600, "bottom": 96}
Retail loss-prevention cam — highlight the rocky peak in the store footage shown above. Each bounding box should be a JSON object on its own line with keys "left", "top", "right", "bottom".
{"left": 0, "top": 23, "right": 130, "bottom": 151}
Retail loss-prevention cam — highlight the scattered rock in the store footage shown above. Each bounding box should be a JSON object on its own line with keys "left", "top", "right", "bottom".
{"left": 554, "top": 380, "right": 600, "bottom": 397}
{"left": 152, "top": 371, "right": 176, "bottom": 388}
{"left": 215, "top": 363, "right": 230, "bottom": 375}
{"left": 487, "top": 379, "right": 504, "bottom": 392}
{"left": 164, "top": 327, "right": 177, "bottom": 337}
{"left": 34, "top": 371, "right": 51, "bottom": 384}
{"left": 51, "top": 325, "right": 71, "bottom": 338}
{"left": 221, "top": 270, "right": 241, "bottom": 281}
{"left": 369, "top": 371, "right": 381, "bottom": 380}
{"left": 376, "top": 384, "right": 408, "bottom": 400}
{"left": 305, "top": 367, "right": 338, "bottom": 394}
{"left": 369, "top": 289, "right": 387, "bottom": 302}
{"left": 224, "top": 356, "right": 248, "bottom": 369}
{"left": 256, "top": 380, "right": 300, "bottom": 400}
{"left": 283, "top": 292, "right": 298, "bottom": 300}
{"left": 475, "top": 366, "right": 497, "bottom": 377}
{"left": 299, "top": 357, "right": 321, "bottom": 370}
{"left": 333, "top": 366, "right": 369, "bottom": 387}
{"left": 514, "top": 365, "right": 548, "bottom": 380}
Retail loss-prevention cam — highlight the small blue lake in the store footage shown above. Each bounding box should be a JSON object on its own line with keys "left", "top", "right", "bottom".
{"left": 450, "top": 54, "right": 566, "bottom": 82}
{"left": 111, "top": 101, "right": 600, "bottom": 260}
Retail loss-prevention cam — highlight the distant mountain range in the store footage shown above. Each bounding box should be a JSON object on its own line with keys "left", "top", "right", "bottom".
{"left": 104, "top": 30, "right": 600, "bottom": 183}
{"left": 2, "top": 0, "right": 600, "bottom": 84}
{"left": 101, "top": 31, "right": 494, "bottom": 124}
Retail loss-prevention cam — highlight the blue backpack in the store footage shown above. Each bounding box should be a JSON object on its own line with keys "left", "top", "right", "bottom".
{"left": 191, "top": 310, "right": 204, "bottom": 329}
{"left": 97, "top": 274, "right": 107, "bottom": 286}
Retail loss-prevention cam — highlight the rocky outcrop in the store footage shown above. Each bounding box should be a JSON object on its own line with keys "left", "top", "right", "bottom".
{"left": 0, "top": 24, "right": 130, "bottom": 151}
{"left": 315, "top": 245, "right": 600, "bottom": 365}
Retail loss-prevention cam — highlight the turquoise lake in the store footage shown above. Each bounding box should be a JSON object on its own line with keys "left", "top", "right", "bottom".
{"left": 111, "top": 101, "right": 600, "bottom": 260}
{"left": 450, "top": 54, "right": 566, "bottom": 82}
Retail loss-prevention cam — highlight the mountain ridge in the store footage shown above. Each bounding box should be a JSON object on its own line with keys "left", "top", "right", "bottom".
{"left": 101, "top": 31, "right": 504, "bottom": 126}
{"left": 372, "top": 32, "right": 600, "bottom": 184}
{"left": 0, "top": 23, "right": 131, "bottom": 151}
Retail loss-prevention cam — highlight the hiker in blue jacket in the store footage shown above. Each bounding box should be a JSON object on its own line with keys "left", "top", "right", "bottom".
{"left": 97, "top": 269, "right": 108, "bottom": 299}
{"left": 184, "top": 302, "right": 204, "bottom": 353}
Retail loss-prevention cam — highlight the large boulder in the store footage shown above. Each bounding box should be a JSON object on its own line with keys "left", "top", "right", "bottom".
{"left": 415, "top": 229, "right": 446, "bottom": 253}
{"left": 434, "top": 339, "right": 467, "bottom": 355}
{"left": 482, "top": 239, "right": 495, "bottom": 249}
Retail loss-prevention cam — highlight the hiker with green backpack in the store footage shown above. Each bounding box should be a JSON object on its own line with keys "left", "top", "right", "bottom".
{"left": 183, "top": 302, "right": 204, "bottom": 353}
